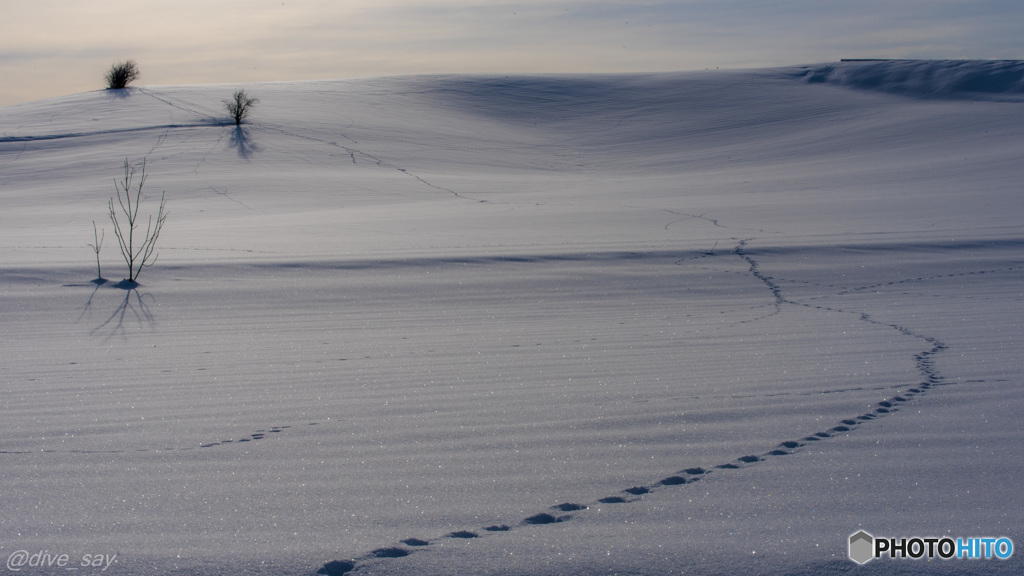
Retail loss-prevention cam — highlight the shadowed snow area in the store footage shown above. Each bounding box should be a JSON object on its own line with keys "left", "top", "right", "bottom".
{"left": 1, "top": 61, "right": 1022, "bottom": 575}
{"left": 799, "top": 59, "right": 1024, "bottom": 101}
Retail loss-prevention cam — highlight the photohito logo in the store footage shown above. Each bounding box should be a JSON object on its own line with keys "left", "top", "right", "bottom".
{"left": 849, "top": 530, "right": 1014, "bottom": 564}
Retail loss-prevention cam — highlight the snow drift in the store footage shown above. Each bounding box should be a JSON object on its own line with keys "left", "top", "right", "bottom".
{"left": 799, "top": 59, "right": 1024, "bottom": 101}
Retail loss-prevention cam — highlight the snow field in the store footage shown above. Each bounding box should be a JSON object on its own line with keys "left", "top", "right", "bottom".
{"left": 1, "top": 60, "right": 1022, "bottom": 574}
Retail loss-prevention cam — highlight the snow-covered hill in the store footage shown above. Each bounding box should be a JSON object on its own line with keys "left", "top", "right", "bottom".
{"left": 2, "top": 60, "right": 1022, "bottom": 575}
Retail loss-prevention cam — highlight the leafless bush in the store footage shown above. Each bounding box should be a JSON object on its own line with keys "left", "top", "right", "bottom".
{"left": 88, "top": 221, "right": 104, "bottom": 280}
{"left": 108, "top": 158, "right": 167, "bottom": 284}
{"left": 224, "top": 89, "right": 259, "bottom": 125}
{"left": 105, "top": 60, "right": 140, "bottom": 90}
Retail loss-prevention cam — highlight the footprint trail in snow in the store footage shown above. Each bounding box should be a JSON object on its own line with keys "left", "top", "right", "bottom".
{"left": 313, "top": 226, "right": 958, "bottom": 575}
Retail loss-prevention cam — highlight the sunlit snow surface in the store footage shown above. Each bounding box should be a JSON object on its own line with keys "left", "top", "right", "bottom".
{"left": 1, "top": 61, "right": 1022, "bottom": 575}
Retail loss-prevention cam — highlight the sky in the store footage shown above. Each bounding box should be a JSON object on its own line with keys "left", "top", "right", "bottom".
{"left": 1, "top": 0, "right": 1022, "bottom": 108}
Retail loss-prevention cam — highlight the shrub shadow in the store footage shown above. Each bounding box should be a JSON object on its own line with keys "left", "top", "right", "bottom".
{"left": 104, "top": 87, "right": 135, "bottom": 100}
{"left": 76, "top": 280, "right": 158, "bottom": 340}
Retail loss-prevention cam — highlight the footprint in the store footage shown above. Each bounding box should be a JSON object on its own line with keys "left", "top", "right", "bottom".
{"left": 681, "top": 467, "right": 707, "bottom": 475}
{"left": 401, "top": 538, "right": 429, "bottom": 547}
{"left": 483, "top": 525, "right": 509, "bottom": 532}
{"left": 316, "top": 560, "right": 355, "bottom": 576}
{"left": 660, "top": 476, "right": 687, "bottom": 486}
{"left": 370, "top": 547, "right": 409, "bottom": 558}
{"left": 737, "top": 455, "right": 760, "bottom": 463}
{"left": 448, "top": 531, "right": 478, "bottom": 539}
{"left": 524, "top": 513, "right": 562, "bottom": 525}
{"left": 623, "top": 486, "right": 650, "bottom": 495}
{"left": 552, "top": 503, "right": 587, "bottom": 512}
{"left": 598, "top": 496, "right": 628, "bottom": 504}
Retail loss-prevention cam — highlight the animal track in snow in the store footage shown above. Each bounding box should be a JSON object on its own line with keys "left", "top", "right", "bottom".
{"left": 0, "top": 424, "right": 306, "bottom": 455}
{"left": 260, "top": 125, "right": 487, "bottom": 203}
{"left": 523, "top": 513, "right": 565, "bottom": 525}
{"left": 197, "top": 425, "right": 294, "bottom": 449}
{"left": 370, "top": 547, "right": 409, "bottom": 558}
{"left": 314, "top": 238, "right": 960, "bottom": 575}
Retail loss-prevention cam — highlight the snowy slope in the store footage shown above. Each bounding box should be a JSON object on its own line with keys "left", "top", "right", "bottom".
{"left": 1, "top": 61, "right": 1022, "bottom": 575}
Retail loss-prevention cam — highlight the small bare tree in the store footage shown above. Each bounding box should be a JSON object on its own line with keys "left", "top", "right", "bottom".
{"left": 224, "top": 89, "right": 259, "bottom": 125}
{"left": 105, "top": 60, "right": 140, "bottom": 90}
{"left": 88, "top": 221, "right": 104, "bottom": 280}
{"left": 108, "top": 158, "right": 168, "bottom": 284}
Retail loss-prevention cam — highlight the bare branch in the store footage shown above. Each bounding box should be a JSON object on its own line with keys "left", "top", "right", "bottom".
{"left": 107, "top": 158, "right": 168, "bottom": 283}
{"left": 88, "top": 220, "right": 104, "bottom": 279}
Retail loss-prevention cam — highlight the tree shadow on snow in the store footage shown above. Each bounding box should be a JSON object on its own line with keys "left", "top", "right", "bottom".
{"left": 228, "top": 125, "right": 261, "bottom": 159}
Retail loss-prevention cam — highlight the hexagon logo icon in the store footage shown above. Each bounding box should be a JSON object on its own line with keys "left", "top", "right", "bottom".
{"left": 849, "top": 530, "right": 874, "bottom": 564}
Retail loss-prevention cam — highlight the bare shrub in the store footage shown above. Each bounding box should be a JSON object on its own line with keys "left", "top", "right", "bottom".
{"left": 224, "top": 89, "right": 259, "bottom": 125}
{"left": 88, "top": 221, "right": 104, "bottom": 280}
{"left": 108, "top": 158, "right": 167, "bottom": 284}
{"left": 105, "top": 60, "right": 140, "bottom": 90}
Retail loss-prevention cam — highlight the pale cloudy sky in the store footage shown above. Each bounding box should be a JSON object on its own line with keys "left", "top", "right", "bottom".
{"left": 1, "top": 0, "right": 1021, "bottom": 107}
